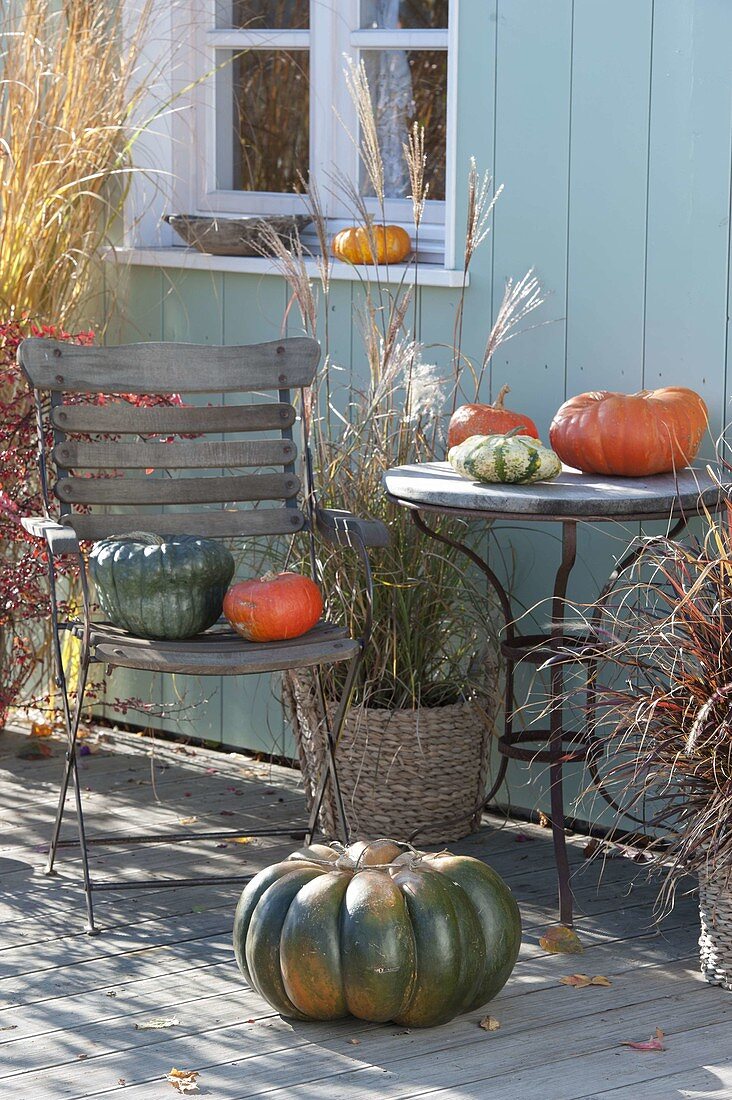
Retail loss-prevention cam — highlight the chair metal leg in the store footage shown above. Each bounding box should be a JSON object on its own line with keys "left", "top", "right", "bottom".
{"left": 45, "top": 749, "right": 74, "bottom": 875}
{"left": 306, "top": 653, "right": 362, "bottom": 845}
{"left": 69, "top": 750, "right": 97, "bottom": 934}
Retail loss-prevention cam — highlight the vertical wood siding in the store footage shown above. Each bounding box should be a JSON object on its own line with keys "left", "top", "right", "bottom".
{"left": 109, "top": 0, "right": 732, "bottom": 821}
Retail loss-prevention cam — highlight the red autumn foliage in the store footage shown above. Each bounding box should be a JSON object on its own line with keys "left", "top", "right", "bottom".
{"left": 0, "top": 318, "right": 182, "bottom": 722}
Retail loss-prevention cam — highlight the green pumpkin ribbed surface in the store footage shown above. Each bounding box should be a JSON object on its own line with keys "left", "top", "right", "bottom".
{"left": 449, "top": 432, "right": 562, "bottom": 485}
{"left": 89, "top": 533, "right": 235, "bottom": 639}
{"left": 233, "top": 842, "right": 521, "bottom": 1028}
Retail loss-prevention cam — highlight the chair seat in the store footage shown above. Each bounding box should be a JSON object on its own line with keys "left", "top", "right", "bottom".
{"left": 84, "top": 620, "right": 360, "bottom": 676}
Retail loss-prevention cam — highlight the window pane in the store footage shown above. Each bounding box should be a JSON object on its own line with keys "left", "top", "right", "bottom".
{"left": 360, "top": 0, "right": 448, "bottom": 30}
{"left": 361, "top": 49, "right": 446, "bottom": 201}
{"left": 217, "top": 1, "right": 309, "bottom": 30}
{"left": 216, "top": 50, "right": 309, "bottom": 193}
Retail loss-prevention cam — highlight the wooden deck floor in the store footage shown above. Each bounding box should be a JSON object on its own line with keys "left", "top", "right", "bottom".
{"left": 1, "top": 723, "right": 731, "bottom": 1099}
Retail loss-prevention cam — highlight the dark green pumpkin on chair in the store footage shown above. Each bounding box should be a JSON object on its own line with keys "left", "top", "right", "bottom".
{"left": 233, "top": 839, "right": 522, "bottom": 1027}
{"left": 89, "top": 532, "right": 235, "bottom": 640}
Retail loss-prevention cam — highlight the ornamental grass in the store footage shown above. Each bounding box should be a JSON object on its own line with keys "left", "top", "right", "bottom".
{"left": 574, "top": 484, "right": 732, "bottom": 900}
{"left": 263, "top": 58, "right": 546, "bottom": 710}
{"left": 0, "top": 0, "right": 152, "bottom": 719}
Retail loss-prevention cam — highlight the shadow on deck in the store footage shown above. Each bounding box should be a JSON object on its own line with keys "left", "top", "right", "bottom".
{"left": 0, "top": 725, "right": 729, "bottom": 1099}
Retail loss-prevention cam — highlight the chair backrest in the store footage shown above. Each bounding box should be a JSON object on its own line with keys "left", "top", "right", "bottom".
{"left": 18, "top": 337, "right": 320, "bottom": 541}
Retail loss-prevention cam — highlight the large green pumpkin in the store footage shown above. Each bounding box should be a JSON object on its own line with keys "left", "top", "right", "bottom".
{"left": 89, "top": 532, "right": 235, "bottom": 640}
{"left": 233, "top": 839, "right": 521, "bottom": 1027}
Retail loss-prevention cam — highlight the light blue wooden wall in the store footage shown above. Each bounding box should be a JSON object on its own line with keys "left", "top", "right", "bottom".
{"left": 107, "top": 0, "right": 732, "bottom": 825}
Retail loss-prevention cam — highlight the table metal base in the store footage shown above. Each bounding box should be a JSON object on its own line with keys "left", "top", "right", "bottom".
{"left": 410, "top": 508, "right": 686, "bottom": 927}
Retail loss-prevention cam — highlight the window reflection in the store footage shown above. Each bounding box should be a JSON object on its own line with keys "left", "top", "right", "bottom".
{"left": 361, "top": 49, "right": 447, "bottom": 200}
{"left": 360, "top": 0, "right": 448, "bottom": 30}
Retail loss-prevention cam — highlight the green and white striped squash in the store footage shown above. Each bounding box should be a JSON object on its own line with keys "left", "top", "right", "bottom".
{"left": 448, "top": 429, "right": 562, "bottom": 485}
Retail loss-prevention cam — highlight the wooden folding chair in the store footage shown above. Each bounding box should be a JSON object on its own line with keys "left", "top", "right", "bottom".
{"left": 19, "top": 336, "right": 387, "bottom": 933}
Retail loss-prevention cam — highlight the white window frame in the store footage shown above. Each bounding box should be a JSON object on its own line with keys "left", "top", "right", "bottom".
{"left": 126, "top": 0, "right": 460, "bottom": 267}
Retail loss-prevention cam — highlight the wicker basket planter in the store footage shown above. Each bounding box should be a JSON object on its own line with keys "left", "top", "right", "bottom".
{"left": 282, "top": 670, "right": 499, "bottom": 845}
{"left": 699, "top": 866, "right": 732, "bottom": 991}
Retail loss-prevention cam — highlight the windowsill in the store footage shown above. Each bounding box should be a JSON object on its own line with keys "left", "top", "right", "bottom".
{"left": 105, "top": 247, "right": 469, "bottom": 289}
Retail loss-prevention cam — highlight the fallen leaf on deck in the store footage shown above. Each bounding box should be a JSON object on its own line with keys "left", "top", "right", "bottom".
{"left": 166, "top": 1068, "right": 200, "bottom": 1093}
{"left": 560, "top": 973, "right": 592, "bottom": 988}
{"left": 192, "top": 905, "right": 208, "bottom": 913}
{"left": 560, "top": 973, "right": 611, "bottom": 989}
{"left": 30, "top": 721, "right": 54, "bottom": 738}
{"left": 77, "top": 1054, "right": 88, "bottom": 1060}
{"left": 583, "top": 838, "right": 600, "bottom": 858}
{"left": 220, "top": 810, "right": 236, "bottom": 817}
{"left": 233, "top": 836, "right": 251, "bottom": 844}
{"left": 118, "top": 1080, "right": 126, "bottom": 1086}
{"left": 348, "top": 1039, "right": 361, "bottom": 1045}
{"left": 621, "top": 1028, "right": 665, "bottom": 1052}
{"left": 135, "top": 1017, "right": 179, "bottom": 1031}
{"left": 0, "top": 1025, "right": 18, "bottom": 1031}
{"left": 539, "top": 925, "right": 583, "bottom": 954}
{"left": 538, "top": 811, "right": 551, "bottom": 829}
{"left": 514, "top": 833, "right": 532, "bottom": 844}
{"left": 178, "top": 817, "right": 197, "bottom": 826}
{"left": 105, "top": 990, "right": 117, "bottom": 998}
{"left": 478, "top": 1016, "right": 500, "bottom": 1032}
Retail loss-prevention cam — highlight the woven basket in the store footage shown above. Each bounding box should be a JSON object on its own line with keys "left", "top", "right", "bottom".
{"left": 699, "top": 867, "right": 732, "bottom": 991}
{"left": 282, "top": 670, "right": 499, "bottom": 845}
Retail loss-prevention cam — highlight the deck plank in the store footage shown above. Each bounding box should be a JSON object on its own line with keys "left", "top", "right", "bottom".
{"left": 0, "top": 723, "right": 723, "bottom": 1100}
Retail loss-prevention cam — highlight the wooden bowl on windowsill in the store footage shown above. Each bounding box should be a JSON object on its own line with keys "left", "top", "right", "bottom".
{"left": 163, "top": 213, "right": 312, "bottom": 257}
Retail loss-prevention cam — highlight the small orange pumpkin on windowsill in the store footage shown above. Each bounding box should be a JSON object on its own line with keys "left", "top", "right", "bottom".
{"left": 331, "top": 223, "right": 411, "bottom": 266}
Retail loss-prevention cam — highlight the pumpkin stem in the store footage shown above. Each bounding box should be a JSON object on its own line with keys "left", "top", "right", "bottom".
{"left": 493, "top": 383, "right": 511, "bottom": 410}
{"left": 503, "top": 425, "right": 529, "bottom": 439}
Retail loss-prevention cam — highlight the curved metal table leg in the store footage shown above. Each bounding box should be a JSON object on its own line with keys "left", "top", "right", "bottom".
{"left": 549, "top": 521, "right": 577, "bottom": 926}
{"left": 410, "top": 509, "right": 580, "bottom": 924}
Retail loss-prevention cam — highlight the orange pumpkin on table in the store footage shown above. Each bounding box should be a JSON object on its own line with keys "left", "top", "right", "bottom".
{"left": 447, "top": 385, "right": 539, "bottom": 449}
{"left": 549, "top": 387, "right": 708, "bottom": 477}
{"left": 331, "top": 224, "right": 411, "bottom": 265}
{"left": 224, "top": 572, "right": 323, "bottom": 642}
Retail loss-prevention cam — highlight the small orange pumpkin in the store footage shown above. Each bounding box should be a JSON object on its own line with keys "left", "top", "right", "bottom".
{"left": 331, "top": 224, "right": 411, "bottom": 265}
{"left": 447, "top": 385, "right": 539, "bottom": 448}
{"left": 549, "top": 387, "right": 708, "bottom": 476}
{"left": 224, "top": 572, "right": 323, "bottom": 642}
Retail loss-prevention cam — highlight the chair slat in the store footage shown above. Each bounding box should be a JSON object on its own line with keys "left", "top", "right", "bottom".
{"left": 19, "top": 337, "right": 319, "bottom": 394}
{"left": 55, "top": 472, "right": 300, "bottom": 505}
{"left": 53, "top": 439, "right": 296, "bottom": 470}
{"left": 51, "top": 402, "right": 296, "bottom": 435}
{"left": 66, "top": 508, "right": 306, "bottom": 540}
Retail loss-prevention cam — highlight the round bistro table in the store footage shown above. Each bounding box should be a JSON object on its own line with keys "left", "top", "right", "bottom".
{"left": 384, "top": 461, "right": 724, "bottom": 926}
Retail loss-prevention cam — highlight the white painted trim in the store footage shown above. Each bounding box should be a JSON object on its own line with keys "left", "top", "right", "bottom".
{"left": 349, "top": 29, "right": 449, "bottom": 49}
{"left": 207, "top": 29, "right": 310, "bottom": 49}
{"left": 444, "top": 0, "right": 460, "bottom": 270}
{"left": 106, "top": 246, "right": 469, "bottom": 288}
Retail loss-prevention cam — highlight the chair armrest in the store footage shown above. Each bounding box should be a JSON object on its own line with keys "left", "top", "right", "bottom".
{"left": 315, "top": 508, "right": 390, "bottom": 549}
{"left": 21, "top": 517, "right": 81, "bottom": 556}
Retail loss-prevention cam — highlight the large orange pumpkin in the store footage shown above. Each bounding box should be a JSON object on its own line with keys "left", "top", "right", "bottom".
{"left": 224, "top": 572, "right": 323, "bottom": 642}
{"left": 332, "top": 224, "right": 411, "bottom": 265}
{"left": 447, "top": 385, "right": 539, "bottom": 448}
{"left": 549, "top": 387, "right": 708, "bottom": 477}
